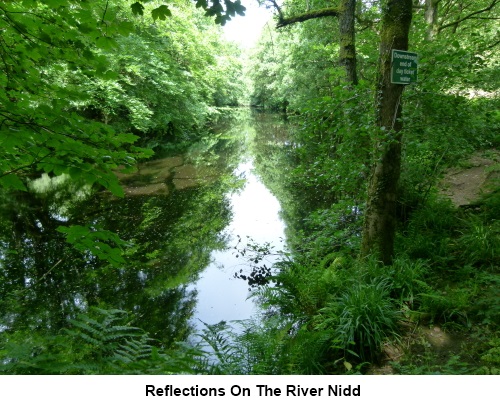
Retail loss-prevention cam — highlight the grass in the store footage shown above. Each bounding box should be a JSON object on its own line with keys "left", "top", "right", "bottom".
{"left": 333, "top": 279, "right": 400, "bottom": 362}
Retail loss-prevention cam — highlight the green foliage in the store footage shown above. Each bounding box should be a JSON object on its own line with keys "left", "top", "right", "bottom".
{"left": 397, "top": 196, "right": 459, "bottom": 267}
{"left": 419, "top": 289, "right": 472, "bottom": 326}
{"left": 316, "top": 278, "right": 401, "bottom": 362}
{"left": 478, "top": 338, "right": 500, "bottom": 375}
{"left": 393, "top": 354, "right": 475, "bottom": 375}
{"left": 196, "top": 321, "right": 252, "bottom": 374}
{"left": 65, "top": 308, "right": 144, "bottom": 358}
{"left": 390, "top": 186, "right": 500, "bottom": 331}
{"left": 400, "top": 90, "right": 499, "bottom": 211}
{"left": 456, "top": 216, "right": 500, "bottom": 265}
{"left": 243, "top": 253, "right": 402, "bottom": 367}
{"left": 0, "top": 0, "right": 247, "bottom": 272}
{"left": 0, "top": 0, "right": 246, "bottom": 193}
{"left": 195, "top": 0, "right": 246, "bottom": 25}
{"left": 0, "top": 0, "right": 153, "bottom": 194}
{"left": 300, "top": 203, "right": 363, "bottom": 259}
{"left": 0, "top": 307, "right": 203, "bottom": 374}
{"left": 267, "top": 259, "right": 337, "bottom": 317}
{"left": 474, "top": 273, "right": 500, "bottom": 326}
{"left": 151, "top": 5, "right": 172, "bottom": 20}
{"left": 131, "top": 0, "right": 246, "bottom": 25}
{"left": 57, "top": 225, "right": 127, "bottom": 266}
{"left": 370, "top": 256, "right": 431, "bottom": 308}
{"left": 80, "top": 1, "right": 246, "bottom": 150}
{"left": 196, "top": 315, "right": 336, "bottom": 374}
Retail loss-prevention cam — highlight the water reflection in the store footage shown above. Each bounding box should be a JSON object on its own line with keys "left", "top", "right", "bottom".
{"left": 191, "top": 159, "right": 286, "bottom": 328}
{"left": 0, "top": 109, "right": 289, "bottom": 355}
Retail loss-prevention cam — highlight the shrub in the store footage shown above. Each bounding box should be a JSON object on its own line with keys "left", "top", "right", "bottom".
{"left": 316, "top": 278, "right": 400, "bottom": 363}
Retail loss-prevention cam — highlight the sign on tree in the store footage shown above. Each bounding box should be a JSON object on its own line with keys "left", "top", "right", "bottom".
{"left": 391, "top": 50, "right": 418, "bottom": 85}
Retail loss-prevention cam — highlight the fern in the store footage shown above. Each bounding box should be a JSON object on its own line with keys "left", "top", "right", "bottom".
{"left": 114, "top": 336, "right": 154, "bottom": 363}
{"left": 0, "top": 307, "right": 205, "bottom": 374}
{"left": 196, "top": 321, "right": 243, "bottom": 374}
{"left": 65, "top": 308, "right": 143, "bottom": 358}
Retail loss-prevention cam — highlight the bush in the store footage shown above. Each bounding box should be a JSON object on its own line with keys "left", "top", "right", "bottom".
{"left": 315, "top": 277, "right": 400, "bottom": 363}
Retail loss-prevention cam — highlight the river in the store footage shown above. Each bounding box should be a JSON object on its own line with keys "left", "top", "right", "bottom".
{"left": 190, "top": 157, "right": 286, "bottom": 330}
{"left": 0, "top": 109, "right": 288, "bottom": 349}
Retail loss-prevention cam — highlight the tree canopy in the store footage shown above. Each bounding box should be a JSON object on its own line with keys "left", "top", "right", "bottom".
{"left": 0, "top": 0, "right": 246, "bottom": 196}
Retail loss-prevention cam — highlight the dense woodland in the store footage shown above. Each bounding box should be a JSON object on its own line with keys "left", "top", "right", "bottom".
{"left": 0, "top": 0, "right": 499, "bottom": 374}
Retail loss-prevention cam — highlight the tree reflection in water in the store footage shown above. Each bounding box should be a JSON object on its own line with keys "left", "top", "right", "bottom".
{"left": 0, "top": 110, "right": 290, "bottom": 370}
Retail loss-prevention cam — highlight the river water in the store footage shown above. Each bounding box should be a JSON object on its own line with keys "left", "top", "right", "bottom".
{"left": 0, "top": 109, "right": 288, "bottom": 347}
{"left": 191, "top": 158, "right": 286, "bottom": 329}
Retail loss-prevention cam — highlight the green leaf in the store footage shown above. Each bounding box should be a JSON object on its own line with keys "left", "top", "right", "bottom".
{"left": 43, "top": 0, "right": 68, "bottom": 6}
{"left": 38, "top": 31, "right": 52, "bottom": 44}
{"left": 0, "top": 174, "right": 27, "bottom": 191}
{"left": 151, "top": 5, "right": 172, "bottom": 21}
{"left": 106, "top": 180, "right": 125, "bottom": 198}
{"left": 108, "top": 248, "right": 127, "bottom": 265}
{"left": 57, "top": 225, "right": 89, "bottom": 242}
{"left": 195, "top": 0, "right": 208, "bottom": 9}
{"left": 234, "top": 0, "right": 246, "bottom": 16}
{"left": 96, "top": 36, "right": 118, "bottom": 51}
{"left": 131, "top": 2, "right": 145, "bottom": 16}
{"left": 116, "top": 21, "right": 135, "bottom": 36}
{"left": 57, "top": 225, "right": 127, "bottom": 266}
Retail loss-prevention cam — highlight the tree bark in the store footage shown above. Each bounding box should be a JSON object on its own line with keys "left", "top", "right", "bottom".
{"left": 339, "top": 0, "right": 358, "bottom": 85}
{"left": 360, "top": 0, "right": 413, "bottom": 265}
{"left": 276, "top": 8, "right": 340, "bottom": 28}
{"left": 425, "top": 0, "right": 439, "bottom": 40}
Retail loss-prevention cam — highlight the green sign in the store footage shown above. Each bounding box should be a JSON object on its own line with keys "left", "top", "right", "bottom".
{"left": 391, "top": 50, "right": 418, "bottom": 85}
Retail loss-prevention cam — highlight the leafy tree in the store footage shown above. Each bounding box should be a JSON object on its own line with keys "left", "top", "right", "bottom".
{"left": 1, "top": 0, "right": 249, "bottom": 266}
{"left": 0, "top": 1, "right": 151, "bottom": 196}
{"left": 270, "top": 0, "right": 359, "bottom": 85}
{"left": 253, "top": 0, "right": 499, "bottom": 263}
{"left": 80, "top": 1, "right": 246, "bottom": 148}
{"left": 0, "top": 0, "right": 247, "bottom": 191}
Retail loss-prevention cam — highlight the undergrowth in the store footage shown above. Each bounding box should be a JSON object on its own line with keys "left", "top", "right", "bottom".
{"left": 0, "top": 307, "right": 204, "bottom": 375}
{"left": 204, "top": 183, "right": 500, "bottom": 375}
{"left": 3, "top": 185, "right": 498, "bottom": 375}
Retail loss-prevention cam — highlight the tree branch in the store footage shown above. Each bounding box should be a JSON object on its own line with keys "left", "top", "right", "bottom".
{"left": 276, "top": 7, "right": 340, "bottom": 28}
{"left": 438, "top": 0, "right": 499, "bottom": 32}
{"left": 265, "top": 0, "right": 283, "bottom": 21}
{"left": 101, "top": 0, "right": 109, "bottom": 25}
{"left": 468, "top": 16, "right": 500, "bottom": 20}
{"left": 484, "top": 38, "right": 500, "bottom": 49}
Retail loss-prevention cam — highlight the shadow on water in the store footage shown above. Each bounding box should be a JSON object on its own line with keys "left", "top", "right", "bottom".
{"left": 0, "top": 108, "right": 289, "bottom": 353}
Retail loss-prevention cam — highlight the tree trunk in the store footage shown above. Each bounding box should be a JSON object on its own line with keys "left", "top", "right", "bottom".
{"left": 425, "top": 0, "right": 439, "bottom": 40}
{"left": 274, "top": 2, "right": 358, "bottom": 86}
{"left": 339, "top": 0, "right": 358, "bottom": 85}
{"left": 360, "top": 0, "right": 413, "bottom": 265}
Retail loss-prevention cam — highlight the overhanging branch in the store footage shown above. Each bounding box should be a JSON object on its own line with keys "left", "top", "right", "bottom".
{"left": 438, "top": 0, "right": 499, "bottom": 32}
{"left": 276, "top": 7, "right": 340, "bottom": 28}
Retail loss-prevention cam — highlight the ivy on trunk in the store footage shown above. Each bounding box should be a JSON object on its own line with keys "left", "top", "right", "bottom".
{"left": 360, "top": 0, "right": 414, "bottom": 265}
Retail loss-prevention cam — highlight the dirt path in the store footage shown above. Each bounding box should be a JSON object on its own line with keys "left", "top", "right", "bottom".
{"left": 439, "top": 149, "right": 500, "bottom": 207}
